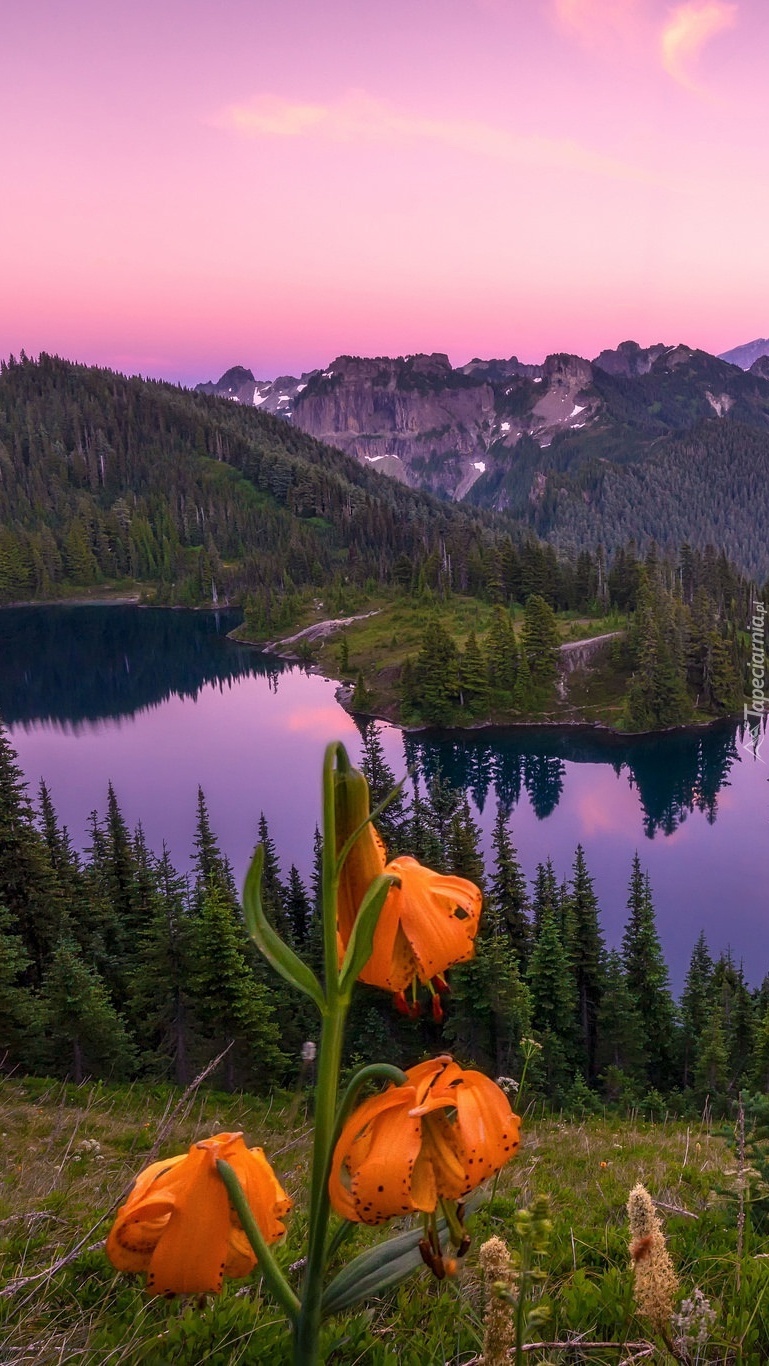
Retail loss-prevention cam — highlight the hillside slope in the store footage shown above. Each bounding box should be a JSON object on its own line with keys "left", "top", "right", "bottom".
{"left": 0, "top": 354, "right": 518, "bottom": 605}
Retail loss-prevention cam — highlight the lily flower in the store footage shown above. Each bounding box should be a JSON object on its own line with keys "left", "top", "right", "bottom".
{"left": 106, "top": 1131, "right": 291, "bottom": 1295}
{"left": 329, "top": 1056, "right": 520, "bottom": 1228}
{"left": 335, "top": 767, "right": 482, "bottom": 1011}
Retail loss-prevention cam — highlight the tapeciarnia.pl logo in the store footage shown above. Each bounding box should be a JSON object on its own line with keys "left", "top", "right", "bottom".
{"left": 741, "top": 601, "right": 767, "bottom": 762}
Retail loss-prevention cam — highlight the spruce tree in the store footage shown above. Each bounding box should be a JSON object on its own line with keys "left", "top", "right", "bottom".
{"left": 485, "top": 606, "right": 519, "bottom": 695}
{"left": 41, "top": 935, "right": 136, "bottom": 1082}
{"left": 750, "top": 1008, "right": 769, "bottom": 1093}
{"left": 411, "top": 620, "right": 461, "bottom": 724}
{"left": 594, "top": 949, "right": 645, "bottom": 1093}
{"left": 286, "top": 865, "right": 312, "bottom": 948}
{"left": 129, "top": 845, "right": 193, "bottom": 1084}
{"left": 489, "top": 808, "right": 531, "bottom": 966}
{"left": 0, "top": 724, "right": 61, "bottom": 983}
{"left": 445, "top": 796, "right": 486, "bottom": 890}
{"left": 0, "top": 904, "right": 45, "bottom": 1071}
{"left": 186, "top": 884, "right": 285, "bottom": 1090}
{"left": 192, "top": 787, "right": 234, "bottom": 905}
{"left": 359, "top": 722, "right": 405, "bottom": 847}
{"left": 405, "top": 778, "right": 444, "bottom": 869}
{"left": 459, "top": 631, "right": 489, "bottom": 714}
{"left": 257, "top": 812, "right": 290, "bottom": 938}
{"left": 568, "top": 845, "right": 605, "bottom": 1080}
{"left": 680, "top": 932, "right": 714, "bottom": 1088}
{"left": 621, "top": 856, "right": 676, "bottom": 1089}
{"left": 447, "top": 910, "right": 532, "bottom": 1076}
{"left": 531, "top": 859, "right": 559, "bottom": 936}
{"left": 521, "top": 594, "right": 561, "bottom": 694}
{"left": 526, "top": 905, "right": 577, "bottom": 1094}
{"left": 694, "top": 1006, "right": 730, "bottom": 1102}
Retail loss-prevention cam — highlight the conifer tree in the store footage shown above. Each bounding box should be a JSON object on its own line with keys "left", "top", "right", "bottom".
{"left": 485, "top": 606, "right": 519, "bottom": 694}
{"left": 621, "top": 857, "right": 676, "bottom": 1089}
{"left": 526, "top": 905, "right": 577, "bottom": 1094}
{"left": 129, "top": 845, "right": 193, "bottom": 1084}
{"left": 359, "top": 722, "right": 405, "bottom": 847}
{"left": 459, "top": 631, "right": 489, "bottom": 714}
{"left": 594, "top": 949, "right": 645, "bottom": 1092}
{"left": 0, "top": 904, "right": 44, "bottom": 1071}
{"left": 447, "top": 907, "right": 532, "bottom": 1076}
{"left": 680, "top": 932, "right": 714, "bottom": 1088}
{"left": 531, "top": 859, "right": 559, "bottom": 936}
{"left": 257, "top": 812, "right": 290, "bottom": 938}
{"left": 305, "top": 826, "right": 325, "bottom": 975}
{"left": 286, "top": 865, "right": 312, "bottom": 948}
{"left": 425, "top": 770, "right": 460, "bottom": 867}
{"left": 405, "top": 778, "right": 444, "bottom": 870}
{"left": 694, "top": 1006, "right": 730, "bottom": 1101}
{"left": 191, "top": 788, "right": 237, "bottom": 906}
{"left": 568, "top": 845, "right": 605, "bottom": 1079}
{"left": 409, "top": 620, "right": 461, "bottom": 724}
{"left": 445, "top": 796, "right": 486, "bottom": 890}
{"left": 521, "top": 594, "right": 561, "bottom": 694}
{"left": 489, "top": 809, "right": 531, "bottom": 966}
{"left": 711, "top": 954, "right": 755, "bottom": 1088}
{"left": 41, "top": 935, "right": 136, "bottom": 1083}
{"left": 186, "top": 884, "right": 285, "bottom": 1090}
{"left": 750, "top": 1007, "right": 769, "bottom": 1093}
{"left": 0, "top": 724, "right": 60, "bottom": 983}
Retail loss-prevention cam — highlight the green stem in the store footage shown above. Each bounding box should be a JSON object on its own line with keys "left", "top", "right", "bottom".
{"left": 216, "top": 1159, "right": 299, "bottom": 1323}
{"left": 293, "top": 741, "right": 349, "bottom": 1365}
{"left": 514, "top": 1237, "right": 531, "bottom": 1366}
{"left": 294, "top": 999, "right": 347, "bottom": 1364}
{"left": 334, "top": 1063, "right": 408, "bottom": 1146}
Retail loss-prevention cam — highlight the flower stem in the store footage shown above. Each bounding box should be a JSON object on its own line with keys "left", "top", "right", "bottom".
{"left": 293, "top": 741, "right": 349, "bottom": 1365}
{"left": 215, "top": 1159, "right": 299, "bottom": 1323}
{"left": 294, "top": 999, "right": 347, "bottom": 1364}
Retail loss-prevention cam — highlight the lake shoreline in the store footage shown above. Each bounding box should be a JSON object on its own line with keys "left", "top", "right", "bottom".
{"left": 238, "top": 636, "right": 745, "bottom": 743}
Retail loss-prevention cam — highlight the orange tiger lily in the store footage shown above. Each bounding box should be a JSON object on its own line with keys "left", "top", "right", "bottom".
{"left": 329, "top": 1056, "right": 520, "bottom": 1228}
{"left": 335, "top": 767, "right": 482, "bottom": 1015}
{"left": 106, "top": 1132, "right": 291, "bottom": 1295}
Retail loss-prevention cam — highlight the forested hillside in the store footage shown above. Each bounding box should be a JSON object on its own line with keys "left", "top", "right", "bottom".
{"left": 524, "top": 420, "right": 769, "bottom": 583}
{"left": 0, "top": 354, "right": 521, "bottom": 606}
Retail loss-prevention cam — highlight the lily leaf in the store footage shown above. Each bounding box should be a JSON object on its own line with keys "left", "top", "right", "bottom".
{"left": 338, "top": 872, "right": 395, "bottom": 998}
{"left": 322, "top": 1187, "right": 488, "bottom": 1314}
{"left": 321, "top": 1221, "right": 440, "bottom": 1316}
{"left": 243, "top": 846, "right": 325, "bottom": 1011}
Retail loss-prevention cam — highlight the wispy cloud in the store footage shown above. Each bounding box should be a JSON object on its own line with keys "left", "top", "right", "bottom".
{"left": 661, "top": 1, "right": 737, "bottom": 89}
{"left": 214, "top": 90, "right": 648, "bottom": 182}
{"left": 553, "top": 0, "right": 642, "bottom": 50}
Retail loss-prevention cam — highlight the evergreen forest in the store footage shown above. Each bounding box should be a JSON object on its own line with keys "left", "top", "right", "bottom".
{"left": 2, "top": 719, "right": 766, "bottom": 1119}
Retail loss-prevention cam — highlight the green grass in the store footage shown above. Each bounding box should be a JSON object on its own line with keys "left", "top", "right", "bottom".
{"left": 3, "top": 1075, "right": 762, "bottom": 1364}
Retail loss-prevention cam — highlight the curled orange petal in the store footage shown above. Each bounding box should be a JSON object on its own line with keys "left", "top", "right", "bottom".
{"left": 329, "top": 1059, "right": 520, "bottom": 1227}
{"left": 106, "top": 1132, "right": 291, "bottom": 1296}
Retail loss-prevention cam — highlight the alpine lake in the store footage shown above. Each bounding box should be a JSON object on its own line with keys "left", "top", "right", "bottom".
{"left": 1, "top": 603, "right": 766, "bottom": 992}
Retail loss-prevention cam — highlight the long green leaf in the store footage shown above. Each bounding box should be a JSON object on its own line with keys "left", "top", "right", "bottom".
{"left": 322, "top": 1188, "right": 488, "bottom": 1315}
{"left": 321, "top": 1222, "right": 435, "bottom": 1316}
{"left": 243, "top": 846, "right": 325, "bottom": 1011}
{"left": 338, "top": 873, "right": 395, "bottom": 998}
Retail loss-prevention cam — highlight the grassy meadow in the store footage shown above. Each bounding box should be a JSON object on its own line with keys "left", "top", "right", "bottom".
{"left": 2, "top": 1074, "right": 765, "bottom": 1364}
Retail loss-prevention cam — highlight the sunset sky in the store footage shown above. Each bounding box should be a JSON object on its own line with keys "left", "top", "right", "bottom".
{"left": 2, "top": 0, "right": 767, "bottom": 385}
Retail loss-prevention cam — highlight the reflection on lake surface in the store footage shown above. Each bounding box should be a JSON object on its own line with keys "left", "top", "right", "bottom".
{"left": 1, "top": 605, "right": 766, "bottom": 988}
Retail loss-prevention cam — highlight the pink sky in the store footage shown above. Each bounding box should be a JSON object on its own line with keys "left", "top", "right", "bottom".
{"left": 2, "top": 0, "right": 767, "bottom": 385}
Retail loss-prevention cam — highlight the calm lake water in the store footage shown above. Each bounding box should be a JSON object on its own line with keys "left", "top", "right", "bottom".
{"left": 1, "top": 605, "right": 767, "bottom": 991}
